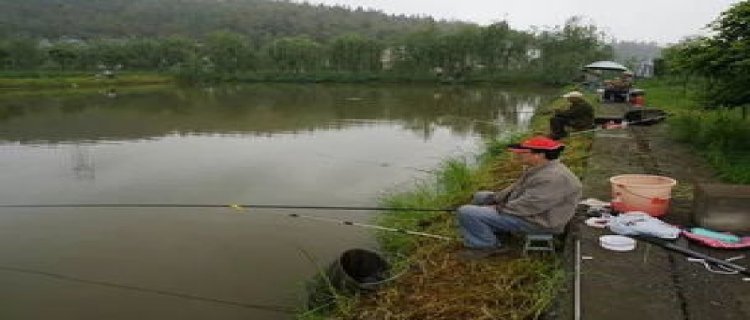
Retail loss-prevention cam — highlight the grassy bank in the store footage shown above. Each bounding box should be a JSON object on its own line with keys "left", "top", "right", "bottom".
{"left": 639, "top": 78, "right": 750, "bottom": 183}
{"left": 302, "top": 93, "right": 593, "bottom": 319}
{"left": 175, "top": 69, "right": 546, "bottom": 85}
{"left": 0, "top": 70, "right": 547, "bottom": 89}
{"left": 0, "top": 71, "right": 173, "bottom": 90}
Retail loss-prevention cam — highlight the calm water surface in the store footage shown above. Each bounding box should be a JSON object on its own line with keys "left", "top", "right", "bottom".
{"left": 0, "top": 84, "right": 552, "bottom": 319}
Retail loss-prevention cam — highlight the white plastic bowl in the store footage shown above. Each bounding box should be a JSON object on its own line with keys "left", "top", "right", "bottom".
{"left": 599, "top": 235, "right": 636, "bottom": 252}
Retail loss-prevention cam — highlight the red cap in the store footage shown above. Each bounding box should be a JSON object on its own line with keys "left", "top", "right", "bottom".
{"left": 508, "top": 136, "right": 565, "bottom": 153}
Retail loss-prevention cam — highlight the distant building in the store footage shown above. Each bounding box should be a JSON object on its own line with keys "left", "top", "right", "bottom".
{"left": 635, "top": 60, "right": 654, "bottom": 78}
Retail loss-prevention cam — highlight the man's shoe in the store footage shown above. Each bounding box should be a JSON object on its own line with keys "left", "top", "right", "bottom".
{"left": 457, "top": 247, "right": 510, "bottom": 261}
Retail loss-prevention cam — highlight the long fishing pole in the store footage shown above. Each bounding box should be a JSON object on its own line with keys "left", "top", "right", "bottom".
{"left": 0, "top": 203, "right": 454, "bottom": 212}
{"left": 281, "top": 211, "right": 455, "bottom": 241}
{"left": 454, "top": 110, "right": 668, "bottom": 130}
{"left": 0, "top": 203, "right": 457, "bottom": 241}
{"left": 569, "top": 114, "right": 670, "bottom": 137}
{"left": 638, "top": 236, "right": 750, "bottom": 276}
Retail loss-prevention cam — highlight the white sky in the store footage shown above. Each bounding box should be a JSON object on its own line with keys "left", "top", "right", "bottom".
{"left": 294, "top": 0, "right": 742, "bottom": 44}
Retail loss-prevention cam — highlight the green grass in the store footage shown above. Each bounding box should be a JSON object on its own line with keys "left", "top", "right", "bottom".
{"left": 638, "top": 78, "right": 702, "bottom": 112}
{"left": 175, "top": 68, "right": 550, "bottom": 85}
{"left": 375, "top": 157, "right": 493, "bottom": 254}
{"left": 0, "top": 69, "right": 551, "bottom": 87}
{"left": 0, "top": 71, "right": 174, "bottom": 89}
{"left": 640, "top": 78, "right": 750, "bottom": 184}
{"left": 0, "top": 70, "right": 92, "bottom": 78}
{"left": 296, "top": 248, "right": 359, "bottom": 320}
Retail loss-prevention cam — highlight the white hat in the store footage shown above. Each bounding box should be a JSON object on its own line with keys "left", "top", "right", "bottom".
{"left": 562, "top": 91, "right": 583, "bottom": 98}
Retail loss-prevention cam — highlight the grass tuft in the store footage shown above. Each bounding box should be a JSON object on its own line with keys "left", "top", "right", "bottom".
{"left": 641, "top": 79, "right": 750, "bottom": 184}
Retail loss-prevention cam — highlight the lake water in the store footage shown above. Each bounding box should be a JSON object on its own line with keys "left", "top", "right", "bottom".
{"left": 0, "top": 84, "right": 552, "bottom": 319}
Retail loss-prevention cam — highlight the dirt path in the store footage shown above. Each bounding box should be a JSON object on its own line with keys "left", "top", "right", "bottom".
{"left": 571, "top": 121, "right": 749, "bottom": 320}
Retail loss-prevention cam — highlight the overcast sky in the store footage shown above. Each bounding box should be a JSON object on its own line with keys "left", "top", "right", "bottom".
{"left": 294, "top": 0, "right": 742, "bottom": 44}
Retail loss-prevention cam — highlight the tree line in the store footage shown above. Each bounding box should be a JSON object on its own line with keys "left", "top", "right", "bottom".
{"left": 0, "top": 0, "right": 466, "bottom": 45}
{"left": 658, "top": 0, "right": 750, "bottom": 111}
{"left": 651, "top": 1, "right": 748, "bottom": 184}
{"left": 0, "top": 17, "right": 611, "bottom": 84}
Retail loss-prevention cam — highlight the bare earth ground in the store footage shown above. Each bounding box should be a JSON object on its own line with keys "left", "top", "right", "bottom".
{"left": 565, "top": 119, "right": 750, "bottom": 319}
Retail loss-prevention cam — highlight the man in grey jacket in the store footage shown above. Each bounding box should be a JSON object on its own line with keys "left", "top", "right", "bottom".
{"left": 457, "top": 136, "right": 582, "bottom": 260}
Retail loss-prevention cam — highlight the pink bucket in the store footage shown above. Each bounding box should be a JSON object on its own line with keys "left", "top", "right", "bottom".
{"left": 610, "top": 174, "right": 678, "bottom": 216}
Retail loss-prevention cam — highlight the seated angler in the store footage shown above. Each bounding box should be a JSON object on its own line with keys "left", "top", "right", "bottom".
{"left": 549, "top": 91, "right": 594, "bottom": 140}
{"left": 455, "top": 136, "right": 582, "bottom": 260}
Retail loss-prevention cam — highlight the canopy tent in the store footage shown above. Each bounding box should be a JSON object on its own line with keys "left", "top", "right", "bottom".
{"left": 584, "top": 61, "right": 629, "bottom": 71}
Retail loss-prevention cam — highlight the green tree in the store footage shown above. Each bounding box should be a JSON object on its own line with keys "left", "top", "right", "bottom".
{"left": 0, "top": 41, "right": 10, "bottom": 69}
{"left": 122, "top": 38, "right": 163, "bottom": 70}
{"left": 3, "top": 37, "right": 44, "bottom": 69}
{"left": 665, "top": 1, "right": 750, "bottom": 109}
{"left": 84, "top": 39, "right": 128, "bottom": 69}
{"left": 478, "top": 22, "right": 513, "bottom": 71}
{"left": 438, "top": 26, "right": 482, "bottom": 79}
{"left": 204, "top": 31, "right": 256, "bottom": 73}
{"left": 265, "top": 36, "right": 323, "bottom": 73}
{"left": 659, "top": 37, "right": 706, "bottom": 77}
{"left": 158, "top": 36, "right": 196, "bottom": 70}
{"left": 394, "top": 28, "right": 441, "bottom": 74}
{"left": 533, "top": 17, "right": 612, "bottom": 84}
{"left": 47, "top": 42, "right": 81, "bottom": 70}
{"left": 328, "top": 34, "right": 382, "bottom": 72}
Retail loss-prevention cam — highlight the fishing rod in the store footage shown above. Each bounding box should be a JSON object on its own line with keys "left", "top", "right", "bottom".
{"left": 282, "top": 211, "right": 455, "bottom": 241}
{"left": 637, "top": 236, "right": 750, "bottom": 277}
{"left": 0, "top": 203, "right": 454, "bottom": 212}
{"left": 0, "top": 203, "right": 457, "bottom": 241}
{"left": 569, "top": 114, "right": 670, "bottom": 137}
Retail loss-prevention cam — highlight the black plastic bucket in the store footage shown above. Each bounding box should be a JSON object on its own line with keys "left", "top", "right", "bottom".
{"left": 306, "top": 248, "right": 394, "bottom": 310}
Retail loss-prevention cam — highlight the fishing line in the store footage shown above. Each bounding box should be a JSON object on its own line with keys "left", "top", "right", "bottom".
{"left": 0, "top": 265, "right": 295, "bottom": 314}
{"left": 441, "top": 114, "right": 534, "bottom": 127}
{"left": 0, "top": 207, "right": 453, "bottom": 311}
{"left": 569, "top": 114, "right": 670, "bottom": 137}
{"left": 0, "top": 203, "right": 457, "bottom": 241}
{"left": 278, "top": 211, "right": 455, "bottom": 241}
{"left": 312, "top": 152, "right": 435, "bottom": 173}
{"left": 0, "top": 203, "right": 454, "bottom": 212}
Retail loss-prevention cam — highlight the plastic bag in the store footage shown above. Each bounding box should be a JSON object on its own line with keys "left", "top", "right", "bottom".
{"left": 607, "top": 211, "right": 680, "bottom": 239}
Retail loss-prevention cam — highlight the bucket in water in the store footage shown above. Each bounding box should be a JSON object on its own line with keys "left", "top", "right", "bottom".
{"left": 610, "top": 174, "right": 677, "bottom": 216}
{"left": 306, "top": 249, "right": 399, "bottom": 311}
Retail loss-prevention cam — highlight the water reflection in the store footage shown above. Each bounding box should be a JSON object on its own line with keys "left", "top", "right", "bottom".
{"left": 0, "top": 84, "right": 553, "bottom": 319}
{"left": 0, "top": 84, "right": 551, "bottom": 144}
{"left": 70, "top": 144, "right": 96, "bottom": 180}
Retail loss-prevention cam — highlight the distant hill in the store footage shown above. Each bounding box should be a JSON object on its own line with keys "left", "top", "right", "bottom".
{"left": 0, "top": 0, "right": 612, "bottom": 85}
{"left": 0, "top": 0, "right": 465, "bottom": 42}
